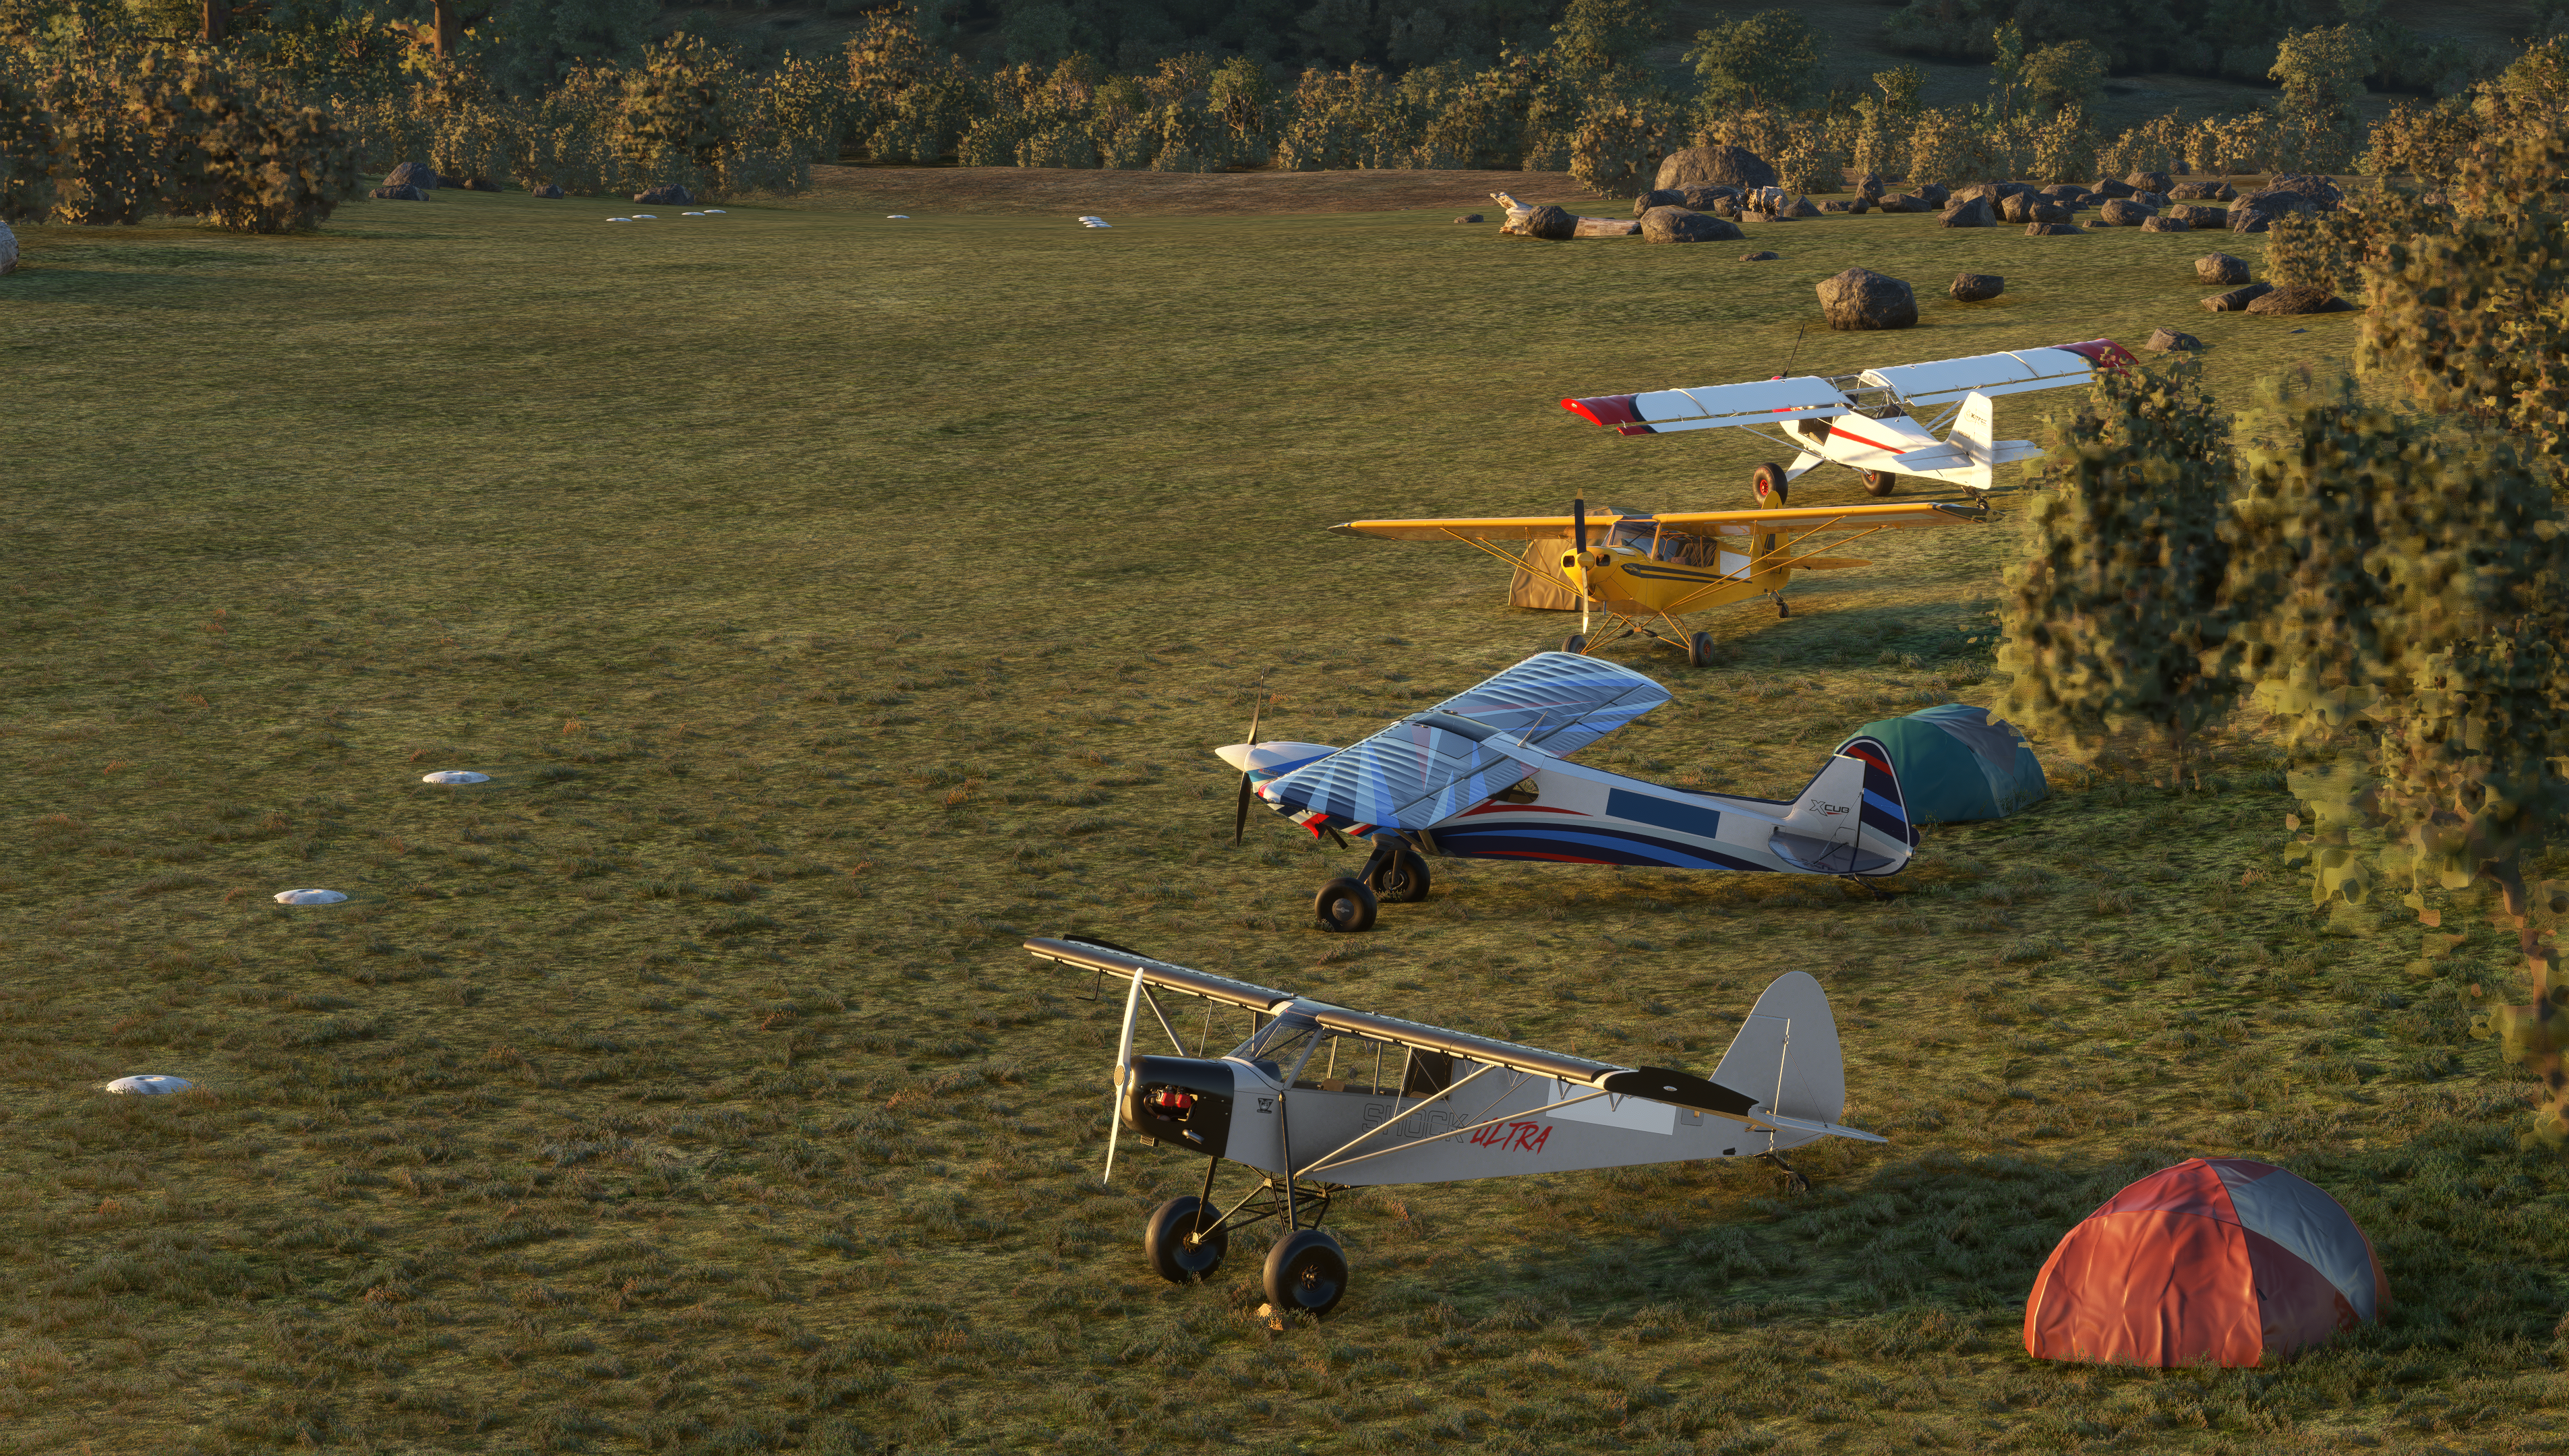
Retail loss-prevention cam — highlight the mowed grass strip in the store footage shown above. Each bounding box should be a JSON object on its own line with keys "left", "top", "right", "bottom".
{"left": 2, "top": 175, "right": 2561, "bottom": 1455}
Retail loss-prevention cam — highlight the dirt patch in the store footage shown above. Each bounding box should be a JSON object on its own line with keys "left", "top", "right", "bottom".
{"left": 804, "top": 163, "right": 1587, "bottom": 216}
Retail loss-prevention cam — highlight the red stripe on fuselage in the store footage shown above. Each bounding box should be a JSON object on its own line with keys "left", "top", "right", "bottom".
{"left": 1459, "top": 802, "right": 1588, "bottom": 818}
{"left": 1469, "top": 850, "right": 1618, "bottom": 865}
{"left": 1827, "top": 423, "right": 1907, "bottom": 453}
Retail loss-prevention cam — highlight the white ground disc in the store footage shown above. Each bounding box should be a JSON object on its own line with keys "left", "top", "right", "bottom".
{"left": 105, "top": 1074, "right": 193, "bottom": 1095}
{"left": 887, "top": 214, "right": 909, "bottom": 219}
{"left": 421, "top": 770, "right": 492, "bottom": 785}
{"left": 272, "top": 888, "right": 348, "bottom": 905}
{"left": 705, "top": 210, "right": 726, "bottom": 214}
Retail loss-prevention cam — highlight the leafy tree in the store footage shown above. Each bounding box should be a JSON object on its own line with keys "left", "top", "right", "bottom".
{"left": 1984, "top": 18, "right": 2025, "bottom": 119}
{"left": 1686, "top": 8, "right": 1819, "bottom": 113}
{"left": 2021, "top": 40, "right": 2105, "bottom": 115}
{"left": 1546, "top": 0, "right": 1659, "bottom": 83}
{"left": 2268, "top": 23, "right": 2369, "bottom": 165}
{"left": 1871, "top": 61, "right": 1921, "bottom": 116}
{"left": 1995, "top": 359, "right": 2239, "bottom": 782}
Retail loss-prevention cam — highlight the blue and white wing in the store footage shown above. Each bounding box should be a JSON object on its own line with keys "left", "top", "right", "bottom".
{"left": 1424, "top": 650, "right": 1670, "bottom": 758}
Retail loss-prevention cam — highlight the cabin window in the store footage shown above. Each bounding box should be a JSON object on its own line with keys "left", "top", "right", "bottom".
{"left": 1492, "top": 777, "right": 1539, "bottom": 805}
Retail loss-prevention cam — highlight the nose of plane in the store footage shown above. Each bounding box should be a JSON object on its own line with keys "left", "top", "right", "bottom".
{"left": 1215, "top": 743, "right": 1256, "bottom": 772}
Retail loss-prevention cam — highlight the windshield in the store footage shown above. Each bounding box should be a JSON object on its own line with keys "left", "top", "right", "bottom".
{"left": 1227, "top": 1014, "right": 1394, "bottom": 1089}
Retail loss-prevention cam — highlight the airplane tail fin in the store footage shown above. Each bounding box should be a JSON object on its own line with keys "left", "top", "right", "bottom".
{"left": 1765, "top": 737, "right": 1915, "bottom": 876}
{"left": 1948, "top": 392, "right": 1999, "bottom": 493}
{"left": 1711, "top": 972, "right": 1883, "bottom": 1146}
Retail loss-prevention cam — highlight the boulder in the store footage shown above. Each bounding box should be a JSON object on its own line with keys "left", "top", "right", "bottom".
{"left": 531, "top": 183, "right": 565, "bottom": 199}
{"left": 1916, "top": 182, "right": 1950, "bottom": 206}
{"left": 1656, "top": 145, "right": 1777, "bottom": 192}
{"left": 2091, "top": 177, "right": 2136, "bottom": 198}
{"left": 1843, "top": 195, "right": 1871, "bottom": 214}
{"left": 384, "top": 161, "right": 440, "bottom": 190}
{"left": 1634, "top": 188, "right": 1687, "bottom": 217}
{"left": 1857, "top": 175, "right": 1885, "bottom": 200}
{"left": 634, "top": 183, "right": 695, "bottom": 205}
{"left": 2146, "top": 327, "right": 2203, "bottom": 351}
{"left": 2228, "top": 188, "right": 2317, "bottom": 233}
{"left": 1822, "top": 199, "right": 1853, "bottom": 212}
{"left": 1640, "top": 206, "right": 1743, "bottom": 243}
{"left": 2000, "top": 191, "right": 2036, "bottom": 224}
{"left": 1742, "top": 251, "right": 1779, "bottom": 261}
{"left": 1950, "top": 272, "right": 2004, "bottom": 302}
{"left": 1787, "top": 195, "right": 1824, "bottom": 218}
{"left": 2042, "top": 183, "right": 2089, "bottom": 202}
{"left": 2245, "top": 284, "right": 2349, "bottom": 315}
{"left": 1939, "top": 195, "right": 1998, "bottom": 227}
{"left": 2196, "top": 252, "right": 2249, "bottom": 283}
{"left": 2127, "top": 170, "right": 2173, "bottom": 195}
{"left": 369, "top": 185, "right": 430, "bottom": 201}
{"left": 0, "top": 219, "right": 15, "bottom": 277}
{"left": 2202, "top": 282, "right": 2274, "bottom": 311}
{"left": 2026, "top": 221, "right": 2084, "bottom": 235}
{"left": 1817, "top": 266, "right": 1918, "bottom": 330}
{"left": 1517, "top": 204, "right": 1576, "bottom": 240}
{"left": 1454, "top": 214, "right": 1483, "bottom": 223}
{"left": 2140, "top": 215, "right": 2191, "bottom": 233}
{"left": 1680, "top": 185, "right": 1740, "bottom": 210}
{"left": 2030, "top": 201, "right": 2073, "bottom": 224}
{"left": 462, "top": 177, "right": 501, "bottom": 193}
{"left": 2134, "top": 191, "right": 2168, "bottom": 209}
{"left": 2168, "top": 204, "right": 2226, "bottom": 230}
{"left": 1951, "top": 181, "right": 2006, "bottom": 203}
{"left": 2267, "top": 173, "right": 2344, "bottom": 210}
{"left": 1713, "top": 198, "right": 1745, "bottom": 219}
{"left": 2098, "top": 198, "right": 2156, "bottom": 226}
{"left": 1876, "top": 193, "right": 1927, "bottom": 213}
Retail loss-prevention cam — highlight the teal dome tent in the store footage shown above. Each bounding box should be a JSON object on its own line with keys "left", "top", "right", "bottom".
{"left": 1833, "top": 704, "right": 2046, "bottom": 824}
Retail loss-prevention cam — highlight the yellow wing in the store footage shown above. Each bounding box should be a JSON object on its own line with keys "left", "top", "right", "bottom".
{"left": 1330, "top": 500, "right": 1988, "bottom": 542}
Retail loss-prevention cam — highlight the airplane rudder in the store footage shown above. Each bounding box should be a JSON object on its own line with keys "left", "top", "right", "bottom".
{"left": 1835, "top": 735, "right": 1918, "bottom": 849}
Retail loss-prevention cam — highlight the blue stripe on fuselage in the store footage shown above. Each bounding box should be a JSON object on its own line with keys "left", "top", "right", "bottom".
{"left": 1604, "top": 788, "right": 1723, "bottom": 841}
{"left": 1429, "top": 822, "right": 1765, "bottom": 872}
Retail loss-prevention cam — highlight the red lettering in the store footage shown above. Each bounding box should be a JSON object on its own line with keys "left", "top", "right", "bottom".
{"left": 1530, "top": 1125, "right": 1551, "bottom": 1153}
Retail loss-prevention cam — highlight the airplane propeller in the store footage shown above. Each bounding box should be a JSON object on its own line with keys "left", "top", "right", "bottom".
{"left": 1231, "top": 683, "right": 1266, "bottom": 846}
{"left": 1571, "top": 493, "right": 1593, "bottom": 640}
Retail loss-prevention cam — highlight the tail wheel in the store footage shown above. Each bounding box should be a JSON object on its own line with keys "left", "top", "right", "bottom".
{"left": 1860, "top": 470, "right": 1898, "bottom": 497}
{"left": 1263, "top": 1228, "right": 1349, "bottom": 1317}
{"left": 1562, "top": 633, "right": 1588, "bottom": 655}
{"left": 1688, "top": 631, "right": 1717, "bottom": 668}
{"left": 1144, "top": 1196, "right": 1229, "bottom": 1283}
{"left": 1368, "top": 847, "right": 1431, "bottom": 903}
{"left": 1752, "top": 462, "right": 1790, "bottom": 506}
{"left": 1313, "top": 878, "right": 1378, "bottom": 932}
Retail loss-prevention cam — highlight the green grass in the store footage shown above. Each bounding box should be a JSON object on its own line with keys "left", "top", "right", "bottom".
{"left": 4, "top": 182, "right": 2565, "bottom": 1455}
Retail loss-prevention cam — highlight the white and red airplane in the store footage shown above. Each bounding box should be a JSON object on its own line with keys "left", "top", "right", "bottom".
{"left": 1560, "top": 338, "right": 2140, "bottom": 502}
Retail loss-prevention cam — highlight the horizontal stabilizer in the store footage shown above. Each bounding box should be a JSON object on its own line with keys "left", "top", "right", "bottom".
{"left": 1563, "top": 376, "right": 1851, "bottom": 436}
{"left": 1758, "top": 1112, "right": 1890, "bottom": 1144}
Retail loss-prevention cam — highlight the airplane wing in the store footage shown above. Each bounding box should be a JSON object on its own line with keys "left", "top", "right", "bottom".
{"left": 1330, "top": 499, "right": 1988, "bottom": 543}
{"left": 1859, "top": 338, "right": 2138, "bottom": 408}
{"left": 1258, "top": 654, "right": 1670, "bottom": 828}
{"left": 1026, "top": 936, "right": 1299, "bottom": 1012}
{"left": 1560, "top": 375, "right": 1852, "bottom": 435}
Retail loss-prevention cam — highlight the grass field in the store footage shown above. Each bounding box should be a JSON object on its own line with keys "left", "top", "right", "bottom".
{"left": 5, "top": 171, "right": 2568, "bottom": 1455}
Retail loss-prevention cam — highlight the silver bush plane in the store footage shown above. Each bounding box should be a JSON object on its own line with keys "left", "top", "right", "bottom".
{"left": 1220, "top": 651, "right": 1916, "bottom": 930}
{"left": 1029, "top": 936, "right": 1885, "bottom": 1317}
{"left": 1560, "top": 338, "right": 2140, "bottom": 502}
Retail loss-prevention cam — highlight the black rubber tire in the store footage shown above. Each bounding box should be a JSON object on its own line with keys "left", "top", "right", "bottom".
{"left": 1262, "top": 1227, "right": 1349, "bottom": 1317}
{"left": 1143, "top": 1196, "right": 1229, "bottom": 1283}
{"left": 1860, "top": 470, "right": 1898, "bottom": 497}
{"left": 1562, "top": 633, "right": 1588, "bottom": 654}
{"left": 1777, "top": 598, "right": 1792, "bottom": 619}
{"left": 1688, "top": 631, "right": 1717, "bottom": 669}
{"left": 1313, "top": 878, "right": 1378, "bottom": 932}
{"left": 1369, "top": 848, "right": 1431, "bottom": 903}
{"left": 1753, "top": 462, "right": 1790, "bottom": 506}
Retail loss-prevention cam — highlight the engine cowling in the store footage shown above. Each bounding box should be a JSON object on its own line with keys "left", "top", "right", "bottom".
{"left": 1124, "top": 1056, "right": 1235, "bottom": 1159}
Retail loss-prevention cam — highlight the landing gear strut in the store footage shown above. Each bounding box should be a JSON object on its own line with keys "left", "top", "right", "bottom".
{"left": 1140, "top": 1160, "right": 1351, "bottom": 1316}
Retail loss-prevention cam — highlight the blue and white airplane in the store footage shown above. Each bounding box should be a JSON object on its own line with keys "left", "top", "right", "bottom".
{"left": 1220, "top": 652, "right": 1916, "bottom": 930}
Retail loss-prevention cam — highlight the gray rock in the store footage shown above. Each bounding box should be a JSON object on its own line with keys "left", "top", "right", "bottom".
{"left": 1843, "top": 195, "right": 1871, "bottom": 214}
{"left": 1640, "top": 206, "right": 1743, "bottom": 243}
{"left": 2168, "top": 180, "right": 2224, "bottom": 200}
{"left": 634, "top": 183, "right": 695, "bottom": 205}
{"left": 463, "top": 177, "right": 500, "bottom": 193}
{"left": 2092, "top": 177, "right": 2136, "bottom": 198}
{"left": 1876, "top": 193, "right": 1927, "bottom": 213}
{"left": 2202, "top": 282, "right": 2274, "bottom": 311}
{"left": 2030, "top": 201, "right": 2073, "bottom": 224}
{"left": 1655, "top": 145, "right": 1778, "bottom": 192}
{"left": 2168, "top": 204, "right": 2226, "bottom": 230}
{"left": 2127, "top": 171, "right": 2173, "bottom": 195}
{"left": 2134, "top": 191, "right": 2168, "bottom": 209}
{"left": 2140, "top": 215, "right": 2191, "bottom": 233}
{"left": 369, "top": 185, "right": 430, "bottom": 201}
{"left": 2196, "top": 252, "right": 2250, "bottom": 284}
{"left": 1787, "top": 195, "right": 1824, "bottom": 218}
{"left": 2042, "top": 183, "right": 2089, "bottom": 203}
{"left": 1518, "top": 204, "right": 1576, "bottom": 240}
{"left": 1742, "top": 251, "right": 1779, "bottom": 261}
{"left": 2001, "top": 191, "right": 2036, "bottom": 224}
{"left": 1681, "top": 185, "right": 1741, "bottom": 211}
{"left": 1857, "top": 175, "right": 1885, "bottom": 200}
{"left": 2147, "top": 327, "right": 2202, "bottom": 351}
{"left": 2266, "top": 173, "right": 2344, "bottom": 210}
{"left": 1939, "top": 195, "right": 1998, "bottom": 227}
{"left": 2098, "top": 198, "right": 2156, "bottom": 226}
{"left": 1916, "top": 183, "right": 1951, "bottom": 206}
{"left": 1713, "top": 198, "right": 1745, "bottom": 219}
{"left": 1817, "top": 266, "right": 1918, "bottom": 330}
{"left": 2246, "top": 285, "right": 2350, "bottom": 315}
{"left": 0, "top": 219, "right": 16, "bottom": 277}
{"left": 532, "top": 183, "right": 565, "bottom": 199}
{"left": 1822, "top": 199, "right": 1853, "bottom": 212}
{"left": 2026, "top": 221, "right": 2084, "bottom": 235}
{"left": 384, "top": 162, "right": 440, "bottom": 190}
{"left": 1634, "top": 188, "right": 1686, "bottom": 218}
{"left": 1950, "top": 272, "right": 2003, "bottom": 302}
{"left": 2228, "top": 188, "right": 2317, "bottom": 233}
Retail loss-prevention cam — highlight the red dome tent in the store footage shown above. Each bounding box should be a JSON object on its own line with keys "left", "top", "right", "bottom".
{"left": 2024, "top": 1158, "right": 2387, "bottom": 1367}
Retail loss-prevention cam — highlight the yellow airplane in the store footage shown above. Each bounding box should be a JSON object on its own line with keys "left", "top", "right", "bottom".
{"left": 1330, "top": 494, "right": 1990, "bottom": 666}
